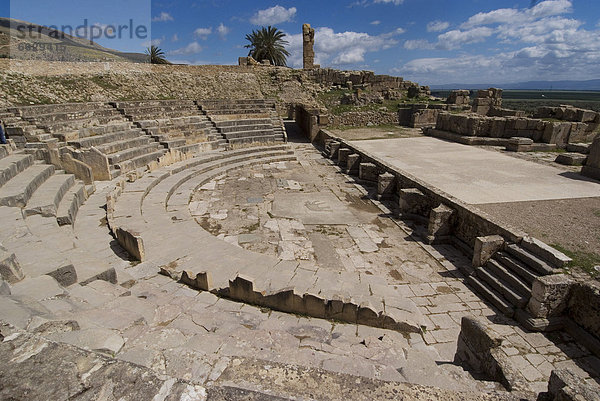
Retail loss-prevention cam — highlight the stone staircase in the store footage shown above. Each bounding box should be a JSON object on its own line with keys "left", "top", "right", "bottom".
{"left": 197, "top": 99, "right": 286, "bottom": 147}
{"left": 467, "top": 242, "right": 563, "bottom": 318}
{"left": 6, "top": 103, "right": 167, "bottom": 179}
{"left": 0, "top": 145, "right": 115, "bottom": 287}
{"left": 112, "top": 100, "right": 226, "bottom": 153}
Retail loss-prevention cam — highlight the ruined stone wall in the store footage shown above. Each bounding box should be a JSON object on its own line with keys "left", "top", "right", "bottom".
{"left": 398, "top": 104, "right": 468, "bottom": 128}
{"left": 330, "top": 111, "right": 399, "bottom": 127}
{"left": 306, "top": 68, "right": 414, "bottom": 91}
{"left": 567, "top": 281, "right": 600, "bottom": 339}
{"left": 435, "top": 112, "right": 597, "bottom": 146}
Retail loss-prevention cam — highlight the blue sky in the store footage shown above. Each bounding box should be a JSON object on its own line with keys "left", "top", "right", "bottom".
{"left": 7, "top": 1, "right": 600, "bottom": 85}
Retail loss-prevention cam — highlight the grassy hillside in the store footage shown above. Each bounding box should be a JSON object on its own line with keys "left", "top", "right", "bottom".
{"left": 0, "top": 17, "right": 147, "bottom": 63}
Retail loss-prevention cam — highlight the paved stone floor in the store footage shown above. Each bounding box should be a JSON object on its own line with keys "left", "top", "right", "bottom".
{"left": 350, "top": 137, "right": 600, "bottom": 205}
{"left": 189, "top": 141, "right": 600, "bottom": 394}
{"left": 1, "top": 138, "right": 599, "bottom": 398}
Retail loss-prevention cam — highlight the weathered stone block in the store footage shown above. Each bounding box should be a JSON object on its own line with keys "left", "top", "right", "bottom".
{"left": 555, "top": 153, "right": 587, "bottom": 166}
{"left": 115, "top": 227, "right": 145, "bottom": 262}
{"left": 528, "top": 274, "right": 573, "bottom": 318}
{"left": 472, "top": 235, "right": 504, "bottom": 267}
{"left": 358, "top": 162, "right": 378, "bottom": 182}
{"left": 377, "top": 172, "right": 395, "bottom": 200}
{"left": 346, "top": 154, "right": 360, "bottom": 175}
{"left": 521, "top": 237, "right": 572, "bottom": 268}
{"left": 328, "top": 141, "right": 341, "bottom": 159}
{"left": 427, "top": 203, "right": 454, "bottom": 241}
{"left": 548, "top": 369, "right": 600, "bottom": 401}
{"left": 0, "top": 249, "right": 24, "bottom": 284}
{"left": 506, "top": 137, "right": 533, "bottom": 152}
{"left": 543, "top": 122, "right": 571, "bottom": 146}
{"left": 567, "top": 281, "right": 600, "bottom": 338}
{"left": 398, "top": 188, "right": 429, "bottom": 217}
{"left": 337, "top": 148, "right": 352, "bottom": 167}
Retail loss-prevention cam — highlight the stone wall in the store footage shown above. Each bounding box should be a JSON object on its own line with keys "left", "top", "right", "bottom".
{"left": 472, "top": 88, "right": 503, "bottom": 115}
{"left": 398, "top": 104, "right": 469, "bottom": 128}
{"left": 567, "top": 281, "right": 600, "bottom": 340}
{"left": 306, "top": 68, "right": 414, "bottom": 91}
{"left": 433, "top": 112, "right": 597, "bottom": 146}
{"left": 330, "top": 111, "right": 399, "bottom": 127}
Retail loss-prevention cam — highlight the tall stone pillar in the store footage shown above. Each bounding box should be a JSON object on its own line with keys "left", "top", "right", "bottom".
{"left": 302, "top": 23, "right": 315, "bottom": 70}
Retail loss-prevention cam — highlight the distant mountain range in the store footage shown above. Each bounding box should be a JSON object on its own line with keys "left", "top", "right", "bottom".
{"left": 430, "top": 80, "right": 600, "bottom": 91}
{"left": 0, "top": 17, "right": 147, "bottom": 63}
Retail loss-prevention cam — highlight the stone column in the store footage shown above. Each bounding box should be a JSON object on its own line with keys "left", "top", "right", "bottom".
{"left": 302, "top": 23, "right": 315, "bottom": 70}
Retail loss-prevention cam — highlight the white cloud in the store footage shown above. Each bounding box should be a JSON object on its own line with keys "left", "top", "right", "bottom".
{"left": 436, "top": 27, "right": 494, "bottom": 50}
{"left": 286, "top": 26, "right": 404, "bottom": 67}
{"left": 427, "top": 21, "right": 450, "bottom": 32}
{"left": 394, "top": 0, "right": 600, "bottom": 84}
{"left": 171, "top": 34, "right": 179, "bottom": 42}
{"left": 217, "top": 23, "right": 230, "bottom": 40}
{"left": 152, "top": 12, "right": 173, "bottom": 22}
{"left": 250, "top": 6, "right": 297, "bottom": 26}
{"left": 194, "top": 27, "right": 212, "bottom": 40}
{"left": 374, "top": 0, "right": 404, "bottom": 5}
{"left": 371, "top": 20, "right": 381, "bottom": 26}
{"left": 404, "top": 39, "right": 434, "bottom": 50}
{"left": 168, "top": 42, "right": 203, "bottom": 55}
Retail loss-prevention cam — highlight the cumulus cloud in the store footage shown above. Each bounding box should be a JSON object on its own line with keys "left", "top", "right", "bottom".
{"left": 374, "top": 0, "right": 404, "bottom": 5}
{"left": 371, "top": 20, "right": 381, "bottom": 25}
{"left": 152, "top": 12, "right": 173, "bottom": 22}
{"left": 194, "top": 27, "right": 212, "bottom": 40}
{"left": 217, "top": 23, "right": 230, "bottom": 40}
{"left": 286, "top": 26, "right": 404, "bottom": 67}
{"left": 168, "top": 42, "right": 202, "bottom": 55}
{"left": 394, "top": 0, "right": 600, "bottom": 84}
{"left": 250, "top": 5, "right": 297, "bottom": 26}
{"left": 427, "top": 21, "right": 450, "bottom": 32}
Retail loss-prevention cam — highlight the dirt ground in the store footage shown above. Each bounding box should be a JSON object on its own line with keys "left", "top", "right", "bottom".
{"left": 477, "top": 197, "right": 600, "bottom": 275}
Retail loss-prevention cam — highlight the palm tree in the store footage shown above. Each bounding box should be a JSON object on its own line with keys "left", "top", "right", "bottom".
{"left": 245, "top": 26, "right": 290, "bottom": 66}
{"left": 145, "top": 45, "right": 170, "bottom": 64}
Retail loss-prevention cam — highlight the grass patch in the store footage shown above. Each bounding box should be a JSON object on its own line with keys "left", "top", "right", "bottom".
{"left": 551, "top": 244, "right": 600, "bottom": 278}
{"left": 594, "top": 210, "right": 600, "bottom": 218}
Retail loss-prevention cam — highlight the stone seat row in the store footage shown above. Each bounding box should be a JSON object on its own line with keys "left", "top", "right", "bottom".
{"left": 0, "top": 144, "right": 119, "bottom": 289}
{"left": 106, "top": 144, "right": 428, "bottom": 334}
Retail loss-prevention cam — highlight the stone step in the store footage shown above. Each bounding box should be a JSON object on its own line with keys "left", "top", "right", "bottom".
{"left": 486, "top": 259, "right": 531, "bottom": 297}
{"left": 123, "top": 106, "right": 199, "bottom": 117}
{"left": 0, "top": 153, "right": 35, "bottom": 188}
{"left": 218, "top": 124, "right": 273, "bottom": 134}
{"left": 466, "top": 275, "right": 514, "bottom": 317}
{"left": 43, "top": 115, "right": 128, "bottom": 133}
{"left": 107, "top": 143, "right": 164, "bottom": 165}
{"left": 0, "top": 163, "right": 55, "bottom": 207}
{"left": 57, "top": 183, "right": 87, "bottom": 226}
{"left": 24, "top": 108, "right": 121, "bottom": 124}
{"left": 114, "top": 149, "right": 168, "bottom": 173}
{"left": 227, "top": 135, "right": 282, "bottom": 146}
{"left": 15, "top": 102, "right": 112, "bottom": 117}
{"left": 95, "top": 136, "right": 155, "bottom": 155}
{"left": 506, "top": 244, "right": 556, "bottom": 276}
{"left": 204, "top": 109, "right": 270, "bottom": 115}
{"left": 222, "top": 129, "right": 275, "bottom": 140}
{"left": 171, "top": 140, "right": 223, "bottom": 154}
{"left": 494, "top": 252, "right": 538, "bottom": 285}
{"left": 160, "top": 138, "right": 187, "bottom": 148}
{"left": 24, "top": 173, "right": 75, "bottom": 217}
{"left": 146, "top": 124, "right": 207, "bottom": 136}
{"left": 215, "top": 119, "right": 272, "bottom": 128}
{"left": 78, "top": 122, "right": 136, "bottom": 139}
{"left": 475, "top": 265, "right": 529, "bottom": 308}
{"left": 68, "top": 129, "right": 142, "bottom": 149}
{"left": 113, "top": 99, "right": 197, "bottom": 109}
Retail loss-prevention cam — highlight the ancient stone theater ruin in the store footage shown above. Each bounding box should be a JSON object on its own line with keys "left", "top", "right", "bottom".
{"left": 0, "top": 33, "right": 600, "bottom": 401}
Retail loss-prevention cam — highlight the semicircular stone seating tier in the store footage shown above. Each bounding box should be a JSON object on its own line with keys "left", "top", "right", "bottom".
{"left": 108, "top": 144, "right": 428, "bottom": 334}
